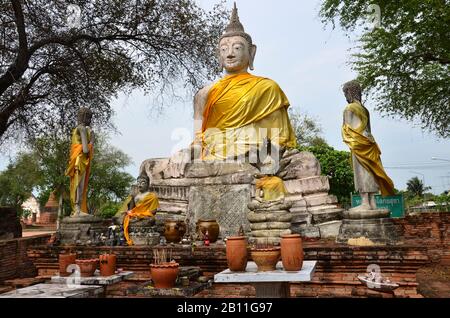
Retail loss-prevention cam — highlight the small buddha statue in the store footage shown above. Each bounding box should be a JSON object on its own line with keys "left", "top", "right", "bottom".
{"left": 119, "top": 174, "right": 160, "bottom": 245}
{"left": 65, "top": 107, "right": 95, "bottom": 216}
{"left": 341, "top": 80, "right": 395, "bottom": 212}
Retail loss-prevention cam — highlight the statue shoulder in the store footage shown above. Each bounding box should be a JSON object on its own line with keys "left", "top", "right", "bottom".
{"left": 195, "top": 83, "right": 215, "bottom": 101}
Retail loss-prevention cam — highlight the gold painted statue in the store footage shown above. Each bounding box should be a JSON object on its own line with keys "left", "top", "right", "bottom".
{"left": 341, "top": 80, "right": 395, "bottom": 211}
{"left": 192, "top": 3, "right": 297, "bottom": 161}
{"left": 65, "top": 108, "right": 94, "bottom": 216}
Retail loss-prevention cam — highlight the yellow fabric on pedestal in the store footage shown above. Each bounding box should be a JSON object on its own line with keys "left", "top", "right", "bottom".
{"left": 123, "top": 192, "right": 159, "bottom": 246}
{"left": 65, "top": 128, "right": 93, "bottom": 214}
{"left": 201, "top": 73, "right": 297, "bottom": 160}
{"left": 256, "top": 176, "right": 287, "bottom": 201}
{"left": 342, "top": 102, "right": 395, "bottom": 196}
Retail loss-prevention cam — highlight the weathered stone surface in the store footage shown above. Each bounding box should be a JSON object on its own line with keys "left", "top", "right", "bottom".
{"left": 250, "top": 222, "right": 291, "bottom": 230}
{"left": 282, "top": 151, "right": 321, "bottom": 180}
{"left": 251, "top": 229, "right": 291, "bottom": 237}
{"left": 289, "top": 206, "right": 308, "bottom": 214}
{"left": 317, "top": 220, "right": 342, "bottom": 238}
{"left": 158, "top": 200, "right": 187, "bottom": 214}
{"left": 311, "top": 208, "right": 344, "bottom": 224}
{"left": 336, "top": 217, "right": 400, "bottom": 245}
{"left": 187, "top": 184, "right": 252, "bottom": 237}
{"left": 250, "top": 237, "right": 282, "bottom": 245}
{"left": 290, "top": 212, "right": 310, "bottom": 224}
{"left": 308, "top": 204, "right": 342, "bottom": 212}
{"left": 149, "top": 186, "right": 189, "bottom": 201}
{"left": 304, "top": 193, "right": 338, "bottom": 207}
{"left": 152, "top": 173, "right": 254, "bottom": 187}
{"left": 247, "top": 212, "right": 292, "bottom": 223}
{"left": 59, "top": 215, "right": 109, "bottom": 245}
{"left": 343, "top": 209, "right": 390, "bottom": 220}
{"left": 284, "top": 176, "right": 330, "bottom": 195}
{"left": 0, "top": 283, "right": 104, "bottom": 298}
{"left": 247, "top": 200, "right": 293, "bottom": 211}
{"left": 140, "top": 158, "right": 169, "bottom": 180}
{"left": 185, "top": 162, "right": 258, "bottom": 178}
{"left": 291, "top": 225, "right": 320, "bottom": 238}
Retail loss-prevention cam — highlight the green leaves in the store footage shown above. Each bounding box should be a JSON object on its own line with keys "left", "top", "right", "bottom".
{"left": 320, "top": 0, "right": 450, "bottom": 137}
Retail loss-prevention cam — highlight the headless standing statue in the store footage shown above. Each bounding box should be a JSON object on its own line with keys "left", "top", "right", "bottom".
{"left": 65, "top": 108, "right": 95, "bottom": 216}
{"left": 341, "top": 81, "right": 395, "bottom": 212}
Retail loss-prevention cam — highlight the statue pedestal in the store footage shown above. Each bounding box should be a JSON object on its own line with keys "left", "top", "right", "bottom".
{"left": 59, "top": 215, "right": 109, "bottom": 245}
{"left": 336, "top": 209, "right": 399, "bottom": 245}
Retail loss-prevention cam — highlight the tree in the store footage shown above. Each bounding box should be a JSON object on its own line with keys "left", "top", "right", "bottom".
{"left": 320, "top": 1, "right": 450, "bottom": 138}
{"left": 302, "top": 144, "right": 354, "bottom": 208}
{"left": 406, "top": 176, "right": 431, "bottom": 198}
{"left": 0, "top": 133, "right": 134, "bottom": 218}
{"left": 0, "top": 151, "right": 42, "bottom": 208}
{"left": 0, "top": 0, "right": 228, "bottom": 143}
{"left": 289, "top": 108, "right": 327, "bottom": 147}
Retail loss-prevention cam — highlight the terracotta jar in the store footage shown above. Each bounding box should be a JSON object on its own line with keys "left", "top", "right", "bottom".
{"left": 150, "top": 262, "right": 180, "bottom": 288}
{"left": 164, "top": 220, "right": 186, "bottom": 243}
{"left": 59, "top": 253, "right": 76, "bottom": 277}
{"left": 76, "top": 259, "right": 99, "bottom": 277}
{"left": 99, "top": 254, "right": 117, "bottom": 277}
{"left": 225, "top": 236, "right": 248, "bottom": 271}
{"left": 281, "top": 234, "right": 304, "bottom": 271}
{"left": 250, "top": 247, "right": 280, "bottom": 272}
{"left": 196, "top": 219, "right": 219, "bottom": 243}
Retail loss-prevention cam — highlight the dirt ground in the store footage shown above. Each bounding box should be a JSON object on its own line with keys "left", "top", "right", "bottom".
{"left": 416, "top": 264, "right": 450, "bottom": 298}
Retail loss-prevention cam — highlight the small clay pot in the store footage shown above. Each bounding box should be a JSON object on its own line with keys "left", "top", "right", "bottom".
{"left": 196, "top": 219, "right": 220, "bottom": 243}
{"left": 281, "top": 234, "right": 304, "bottom": 271}
{"left": 99, "top": 254, "right": 117, "bottom": 277}
{"left": 59, "top": 253, "right": 76, "bottom": 277}
{"left": 226, "top": 236, "right": 248, "bottom": 272}
{"left": 250, "top": 247, "right": 280, "bottom": 272}
{"left": 76, "top": 259, "right": 99, "bottom": 277}
{"left": 164, "top": 220, "right": 186, "bottom": 243}
{"left": 150, "top": 262, "right": 180, "bottom": 288}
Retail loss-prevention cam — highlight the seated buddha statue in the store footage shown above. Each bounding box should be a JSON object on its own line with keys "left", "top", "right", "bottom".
{"left": 192, "top": 3, "right": 297, "bottom": 161}
{"left": 161, "top": 3, "right": 297, "bottom": 179}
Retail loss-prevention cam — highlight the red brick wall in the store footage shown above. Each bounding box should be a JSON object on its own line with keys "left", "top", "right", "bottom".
{"left": 38, "top": 212, "right": 57, "bottom": 225}
{"left": 0, "top": 234, "right": 51, "bottom": 283}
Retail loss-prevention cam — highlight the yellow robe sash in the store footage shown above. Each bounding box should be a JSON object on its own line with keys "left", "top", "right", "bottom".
{"left": 201, "top": 73, "right": 297, "bottom": 159}
{"left": 342, "top": 102, "right": 395, "bottom": 196}
{"left": 65, "top": 128, "right": 93, "bottom": 214}
{"left": 123, "top": 192, "right": 159, "bottom": 246}
{"left": 256, "top": 176, "right": 287, "bottom": 201}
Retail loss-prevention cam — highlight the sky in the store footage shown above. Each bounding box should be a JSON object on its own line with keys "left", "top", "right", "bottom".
{"left": 1, "top": 0, "right": 449, "bottom": 194}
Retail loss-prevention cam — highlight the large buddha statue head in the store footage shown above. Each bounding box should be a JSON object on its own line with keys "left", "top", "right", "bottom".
{"left": 218, "top": 3, "right": 257, "bottom": 74}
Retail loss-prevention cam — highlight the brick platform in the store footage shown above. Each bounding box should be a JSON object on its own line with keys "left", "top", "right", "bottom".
{"left": 9, "top": 213, "right": 450, "bottom": 298}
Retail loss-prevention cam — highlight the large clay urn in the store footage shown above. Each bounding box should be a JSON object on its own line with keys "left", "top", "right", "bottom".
{"left": 250, "top": 247, "right": 281, "bottom": 272}
{"left": 76, "top": 259, "right": 99, "bottom": 277}
{"left": 281, "top": 234, "right": 304, "bottom": 271}
{"left": 164, "top": 220, "right": 186, "bottom": 243}
{"left": 226, "top": 236, "right": 248, "bottom": 272}
{"left": 150, "top": 262, "right": 179, "bottom": 288}
{"left": 196, "top": 219, "right": 220, "bottom": 243}
{"left": 99, "top": 254, "right": 117, "bottom": 277}
{"left": 59, "top": 253, "right": 76, "bottom": 277}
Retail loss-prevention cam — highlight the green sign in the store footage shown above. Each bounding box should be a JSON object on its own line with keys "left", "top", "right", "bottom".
{"left": 351, "top": 194, "right": 405, "bottom": 218}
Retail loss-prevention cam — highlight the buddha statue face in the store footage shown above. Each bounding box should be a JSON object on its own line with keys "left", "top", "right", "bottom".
{"left": 137, "top": 175, "right": 149, "bottom": 193}
{"left": 77, "top": 108, "right": 92, "bottom": 126}
{"left": 343, "top": 81, "right": 362, "bottom": 103}
{"left": 219, "top": 35, "right": 256, "bottom": 74}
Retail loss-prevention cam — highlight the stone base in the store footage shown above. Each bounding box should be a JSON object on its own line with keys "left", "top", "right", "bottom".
{"left": 344, "top": 209, "right": 390, "bottom": 219}
{"left": 58, "top": 215, "right": 109, "bottom": 245}
{"left": 336, "top": 217, "right": 400, "bottom": 245}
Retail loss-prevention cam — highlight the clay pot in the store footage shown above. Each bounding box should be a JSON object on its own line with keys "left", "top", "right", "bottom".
{"left": 59, "top": 253, "right": 77, "bottom": 277}
{"left": 76, "top": 259, "right": 99, "bottom": 277}
{"left": 150, "top": 262, "right": 180, "bottom": 288}
{"left": 225, "top": 236, "right": 248, "bottom": 272}
{"left": 281, "top": 234, "right": 304, "bottom": 271}
{"left": 164, "top": 220, "right": 186, "bottom": 243}
{"left": 250, "top": 247, "right": 281, "bottom": 272}
{"left": 196, "top": 219, "right": 220, "bottom": 243}
{"left": 99, "top": 254, "right": 117, "bottom": 277}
